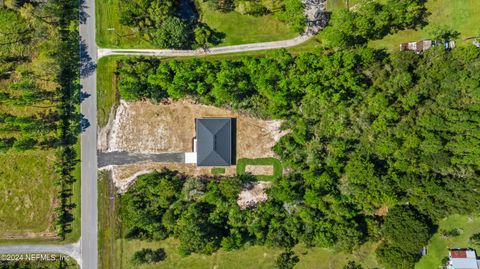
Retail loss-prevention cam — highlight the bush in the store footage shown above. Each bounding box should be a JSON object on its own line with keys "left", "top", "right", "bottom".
{"left": 276, "top": 0, "right": 305, "bottom": 33}
{"left": 274, "top": 250, "right": 299, "bottom": 269}
{"left": 440, "top": 228, "right": 463, "bottom": 238}
{"left": 469, "top": 233, "right": 480, "bottom": 245}
{"left": 235, "top": 1, "right": 269, "bottom": 16}
{"left": 149, "top": 16, "right": 191, "bottom": 49}
{"left": 131, "top": 248, "right": 166, "bottom": 265}
{"left": 343, "top": 261, "right": 364, "bottom": 269}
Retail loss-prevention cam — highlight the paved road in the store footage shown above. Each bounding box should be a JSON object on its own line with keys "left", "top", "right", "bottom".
{"left": 98, "top": 151, "right": 185, "bottom": 167}
{"left": 79, "top": 0, "right": 98, "bottom": 266}
{"left": 98, "top": 33, "right": 313, "bottom": 58}
{"left": 0, "top": 242, "right": 81, "bottom": 263}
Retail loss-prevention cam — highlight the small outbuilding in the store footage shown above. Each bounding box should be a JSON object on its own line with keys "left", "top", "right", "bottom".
{"left": 447, "top": 248, "right": 480, "bottom": 269}
{"left": 195, "top": 118, "right": 236, "bottom": 166}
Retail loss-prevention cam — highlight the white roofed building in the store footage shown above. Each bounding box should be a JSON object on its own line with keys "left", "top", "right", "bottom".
{"left": 447, "top": 248, "right": 480, "bottom": 269}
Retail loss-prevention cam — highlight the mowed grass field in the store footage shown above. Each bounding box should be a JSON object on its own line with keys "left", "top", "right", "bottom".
{"left": 196, "top": 1, "right": 297, "bottom": 46}
{"left": 371, "top": 0, "right": 480, "bottom": 50}
{"left": 416, "top": 214, "right": 480, "bottom": 269}
{"left": 0, "top": 150, "right": 58, "bottom": 238}
{"left": 114, "top": 239, "right": 379, "bottom": 269}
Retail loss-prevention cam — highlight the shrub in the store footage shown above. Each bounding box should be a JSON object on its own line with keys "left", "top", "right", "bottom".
{"left": 131, "top": 248, "right": 166, "bottom": 265}
{"left": 274, "top": 250, "right": 299, "bottom": 269}
{"left": 470, "top": 233, "right": 480, "bottom": 245}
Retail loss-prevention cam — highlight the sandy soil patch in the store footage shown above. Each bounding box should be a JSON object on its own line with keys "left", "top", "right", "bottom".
{"left": 99, "top": 99, "right": 288, "bottom": 191}
{"left": 99, "top": 99, "right": 287, "bottom": 158}
{"left": 237, "top": 181, "right": 272, "bottom": 209}
{"left": 103, "top": 162, "right": 237, "bottom": 192}
{"left": 245, "top": 165, "right": 274, "bottom": 175}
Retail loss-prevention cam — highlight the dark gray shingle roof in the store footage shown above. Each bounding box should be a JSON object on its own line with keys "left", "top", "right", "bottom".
{"left": 196, "top": 118, "right": 235, "bottom": 166}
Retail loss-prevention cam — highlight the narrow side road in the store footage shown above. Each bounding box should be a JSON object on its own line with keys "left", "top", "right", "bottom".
{"left": 98, "top": 33, "right": 313, "bottom": 58}
{"left": 0, "top": 242, "right": 81, "bottom": 264}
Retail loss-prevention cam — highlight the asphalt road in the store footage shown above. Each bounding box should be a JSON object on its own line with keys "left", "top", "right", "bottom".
{"left": 79, "top": 0, "right": 98, "bottom": 266}
{"left": 98, "top": 151, "right": 185, "bottom": 167}
{"left": 0, "top": 242, "right": 81, "bottom": 263}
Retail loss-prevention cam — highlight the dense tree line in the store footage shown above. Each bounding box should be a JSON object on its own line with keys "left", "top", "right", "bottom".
{"left": 118, "top": 46, "right": 480, "bottom": 267}
{"left": 321, "top": 0, "right": 429, "bottom": 49}
{"left": 0, "top": 1, "right": 79, "bottom": 239}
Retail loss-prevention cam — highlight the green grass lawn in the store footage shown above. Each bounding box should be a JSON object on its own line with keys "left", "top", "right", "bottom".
{"left": 0, "top": 145, "right": 80, "bottom": 243}
{"left": 99, "top": 172, "right": 120, "bottom": 269}
{"left": 197, "top": 1, "right": 297, "bottom": 46}
{"left": 96, "top": 0, "right": 298, "bottom": 48}
{"left": 236, "top": 157, "right": 283, "bottom": 180}
{"left": 211, "top": 167, "right": 226, "bottom": 175}
{"left": 416, "top": 214, "right": 480, "bottom": 269}
{"left": 0, "top": 150, "right": 58, "bottom": 239}
{"left": 97, "top": 56, "right": 121, "bottom": 127}
{"left": 114, "top": 238, "right": 380, "bottom": 269}
{"left": 95, "top": 0, "right": 154, "bottom": 48}
{"left": 371, "top": 0, "right": 480, "bottom": 50}
{"left": 65, "top": 140, "right": 82, "bottom": 243}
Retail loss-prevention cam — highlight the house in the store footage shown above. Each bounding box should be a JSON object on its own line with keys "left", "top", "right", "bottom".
{"left": 400, "top": 39, "right": 456, "bottom": 54}
{"left": 447, "top": 248, "right": 480, "bottom": 269}
{"left": 400, "top": 40, "right": 434, "bottom": 53}
{"left": 186, "top": 118, "right": 236, "bottom": 166}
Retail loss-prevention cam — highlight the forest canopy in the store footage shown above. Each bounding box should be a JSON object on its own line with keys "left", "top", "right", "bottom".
{"left": 117, "top": 0, "right": 479, "bottom": 268}
{"left": 119, "top": 45, "right": 480, "bottom": 267}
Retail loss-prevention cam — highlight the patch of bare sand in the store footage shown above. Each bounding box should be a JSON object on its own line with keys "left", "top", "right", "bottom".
{"left": 99, "top": 99, "right": 287, "bottom": 157}
{"left": 237, "top": 181, "right": 272, "bottom": 209}
{"left": 106, "top": 162, "right": 236, "bottom": 193}
{"left": 245, "top": 165, "right": 274, "bottom": 175}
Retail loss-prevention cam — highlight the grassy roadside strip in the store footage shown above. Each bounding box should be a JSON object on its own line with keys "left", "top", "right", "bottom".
{"left": 65, "top": 140, "right": 81, "bottom": 242}
{"left": 98, "top": 171, "right": 121, "bottom": 269}
{"left": 97, "top": 56, "right": 121, "bottom": 127}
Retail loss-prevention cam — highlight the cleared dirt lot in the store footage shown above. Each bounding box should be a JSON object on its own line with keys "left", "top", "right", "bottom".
{"left": 99, "top": 99, "right": 286, "bottom": 190}
{"left": 100, "top": 99, "right": 284, "bottom": 157}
